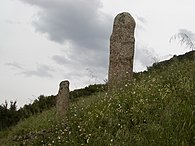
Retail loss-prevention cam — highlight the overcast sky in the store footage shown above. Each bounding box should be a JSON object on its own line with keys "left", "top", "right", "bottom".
{"left": 1, "top": 0, "right": 195, "bottom": 107}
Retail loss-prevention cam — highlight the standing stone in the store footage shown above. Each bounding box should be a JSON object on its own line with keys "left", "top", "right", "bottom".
{"left": 108, "top": 12, "right": 136, "bottom": 91}
{"left": 56, "top": 80, "right": 70, "bottom": 117}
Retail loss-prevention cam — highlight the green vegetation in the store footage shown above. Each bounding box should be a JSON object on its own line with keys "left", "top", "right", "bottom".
{"left": 0, "top": 84, "right": 106, "bottom": 131}
{"left": 1, "top": 51, "right": 195, "bottom": 145}
{"left": 0, "top": 101, "right": 20, "bottom": 131}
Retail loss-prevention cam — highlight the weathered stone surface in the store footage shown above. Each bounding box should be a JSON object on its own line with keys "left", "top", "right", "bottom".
{"left": 56, "top": 80, "right": 70, "bottom": 117}
{"left": 108, "top": 12, "right": 136, "bottom": 91}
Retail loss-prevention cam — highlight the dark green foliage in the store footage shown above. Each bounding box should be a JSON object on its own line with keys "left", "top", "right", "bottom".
{"left": 70, "top": 84, "right": 107, "bottom": 100}
{"left": 0, "top": 95, "right": 56, "bottom": 131}
{"left": 18, "top": 95, "right": 57, "bottom": 119}
{"left": 147, "top": 50, "right": 195, "bottom": 71}
{"left": 17, "top": 84, "right": 106, "bottom": 120}
{"left": 0, "top": 84, "right": 106, "bottom": 131}
{"left": 0, "top": 101, "right": 20, "bottom": 130}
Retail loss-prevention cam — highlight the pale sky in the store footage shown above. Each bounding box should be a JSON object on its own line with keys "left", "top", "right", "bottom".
{"left": 1, "top": 0, "right": 195, "bottom": 107}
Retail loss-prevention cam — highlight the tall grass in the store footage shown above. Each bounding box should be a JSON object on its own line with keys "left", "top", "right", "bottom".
{"left": 2, "top": 59, "right": 195, "bottom": 145}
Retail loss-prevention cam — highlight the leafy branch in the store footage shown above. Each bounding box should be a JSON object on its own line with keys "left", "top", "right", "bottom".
{"left": 170, "top": 32, "right": 195, "bottom": 50}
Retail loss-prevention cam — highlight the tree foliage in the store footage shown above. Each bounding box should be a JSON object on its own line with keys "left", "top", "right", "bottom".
{"left": 0, "top": 101, "right": 20, "bottom": 130}
{"left": 0, "top": 84, "right": 106, "bottom": 131}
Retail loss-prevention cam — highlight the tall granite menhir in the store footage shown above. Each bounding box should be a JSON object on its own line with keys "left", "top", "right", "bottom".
{"left": 108, "top": 12, "right": 136, "bottom": 90}
{"left": 56, "top": 80, "right": 70, "bottom": 117}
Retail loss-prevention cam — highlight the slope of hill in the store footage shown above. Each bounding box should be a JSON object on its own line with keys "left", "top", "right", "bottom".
{"left": 1, "top": 51, "right": 195, "bottom": 145}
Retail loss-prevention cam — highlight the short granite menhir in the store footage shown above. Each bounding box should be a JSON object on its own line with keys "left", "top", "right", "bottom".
{"left": 56, "top": 80, "right": 70, "bottom": 117}
{"left": 108, "top": 12, "right": 136, "bottom": 91}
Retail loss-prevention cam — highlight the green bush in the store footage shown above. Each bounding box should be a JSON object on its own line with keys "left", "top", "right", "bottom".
{"left": 0, "top": 101, "right": 20, "bottom": 131}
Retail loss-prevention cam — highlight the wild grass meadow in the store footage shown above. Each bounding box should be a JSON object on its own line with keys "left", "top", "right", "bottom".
{"left": 0, "top": 53, "right": 195, "bottom": 145}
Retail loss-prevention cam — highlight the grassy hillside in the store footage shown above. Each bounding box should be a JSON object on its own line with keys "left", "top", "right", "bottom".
{"left": 1, "top": 51, "right": 195, "bottom": 145}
